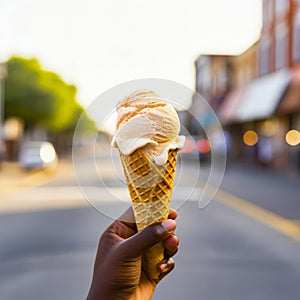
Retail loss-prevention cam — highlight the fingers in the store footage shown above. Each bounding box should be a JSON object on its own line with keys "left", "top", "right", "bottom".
{"left": 121, "top": 219, "right": 176, "bottom": 258}
{"left": 159, "top": 258, "right": 175, "bottom": 272}
{"left": 118, "top": 208, "right": 178, "bottom": 232}
{"left": 168, "top": 209, "right": 178, "bottom": 220}
{"left": 158, "top": 257, "right": 175, "bottom": 281}
{"left": 118, "top": 207, "right": 137, "bottom": 230}
{"left": 158, "top": 224, "right": 178, "bottom": 280}
{"left": 111, "top": 208, "right": 178, "bottom": 251}
{"left": 163, "top": 234, "right": 179, "bottom": 258}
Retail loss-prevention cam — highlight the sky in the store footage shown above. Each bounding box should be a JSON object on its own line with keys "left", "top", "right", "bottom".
{"left": 0, "top": 0, "right": 262, "bottom": 127}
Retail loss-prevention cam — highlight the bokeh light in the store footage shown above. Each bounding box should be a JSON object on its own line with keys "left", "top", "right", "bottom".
{"left": 40, "top": 144, "right": 56, "bottom": 163}
{"left": 285, "top": 129, "right": 300, "bottom": 146}
{"left": 181, "top": 138, "right": 195, "bottom": 153}
{"left": 260, "top": 120, "right": 276, "bottom": 137}
{"left": 196, "top": 138, "right": 211, "bottom": 153}
{"left": 243, "top": 130, "right": 259, "bottom": 146}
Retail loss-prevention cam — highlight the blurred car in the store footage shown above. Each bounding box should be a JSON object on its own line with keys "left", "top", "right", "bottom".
{"left": 18, "top": 141, "right": 58, "bottom": 171}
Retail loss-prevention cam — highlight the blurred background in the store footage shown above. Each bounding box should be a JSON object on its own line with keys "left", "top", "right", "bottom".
{"left": 1, "top": 0, "right": 300, "bottom": 300}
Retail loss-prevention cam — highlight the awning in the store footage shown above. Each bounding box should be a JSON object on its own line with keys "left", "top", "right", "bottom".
{"left": 218, "top": 88, "right": 245, "bottom": 124}
{"left": 276, "top": 66, "right": 300, "bottom": 115}
{"left": 233, "top": 68, "right": 291, "bottom": 122}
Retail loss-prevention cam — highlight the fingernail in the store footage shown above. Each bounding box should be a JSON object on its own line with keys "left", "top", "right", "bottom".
{"left": 159, "top": 263, "right": 168, "bottom": 271}
{"left": 162, "top": 219, "right": 176, "bottom": 232}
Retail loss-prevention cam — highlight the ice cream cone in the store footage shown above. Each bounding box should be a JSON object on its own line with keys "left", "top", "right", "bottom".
{"left": 119, "top": 148, "right": 178, "bottom": 280}
{"left": 112, "top": 90, "right": 184, "bottom": 279}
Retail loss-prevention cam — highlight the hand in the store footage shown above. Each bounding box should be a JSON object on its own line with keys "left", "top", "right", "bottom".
{"left": 87, "top": 208, "right": 179, "bottom": 300}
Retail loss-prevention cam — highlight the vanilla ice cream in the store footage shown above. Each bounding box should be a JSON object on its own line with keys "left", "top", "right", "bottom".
{"left": 112, "top": 90, "right": 185, "bottom": 165}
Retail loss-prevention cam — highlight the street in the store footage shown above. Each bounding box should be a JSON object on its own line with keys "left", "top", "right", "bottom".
{"left": 0, "top": 147, "right": 300, "bottom": 300}
{"left": 2, "top": 1, "right": 300, "bottom": 300}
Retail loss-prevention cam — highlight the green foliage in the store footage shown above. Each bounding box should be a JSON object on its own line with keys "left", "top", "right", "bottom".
{"left": 64, "top": 103, "right": 97, "bottom": 133}
{"left": 4, "top": 56, "right": 95, "bottom": 133}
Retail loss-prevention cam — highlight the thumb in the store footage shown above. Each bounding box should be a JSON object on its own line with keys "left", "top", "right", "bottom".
{"left": 122, "top": 219, "right": 176, "bottom": 258}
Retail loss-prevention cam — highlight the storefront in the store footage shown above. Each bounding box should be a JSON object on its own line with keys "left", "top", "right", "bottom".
{"left": 275, "top": 66, "right": 300, "bottom": 171}
{"left": 218, "top": 68, "right": 300, "bottom": 170}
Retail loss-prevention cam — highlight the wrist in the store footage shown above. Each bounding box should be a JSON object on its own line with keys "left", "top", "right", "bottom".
{"left": 86, "top": 284, "right": 112, "bottom": 300}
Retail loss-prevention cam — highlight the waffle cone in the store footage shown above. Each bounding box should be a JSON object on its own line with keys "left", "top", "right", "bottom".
{"left": 119, "top": 148, "right": 178, "bottom": 280}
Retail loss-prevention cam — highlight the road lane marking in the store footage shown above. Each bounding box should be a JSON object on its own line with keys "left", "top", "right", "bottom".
{"left": 213, "top": 187, "right": 300, "bottom": 243}
{"left": 2, "top": 169, "right": 300, "bottom": 244}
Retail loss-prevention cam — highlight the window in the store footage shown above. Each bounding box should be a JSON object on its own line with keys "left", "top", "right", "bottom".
{"left": 263, "top": 0, "right": 269, "bottom": 25}
{"left": 293, "top": 13, "right": 300, "bottom": 62}
{"left": 263, "top": 0, "right": 273, "bottom": 26}
{"left": 275, "top": 24, "right": 288, "bottom": 69}
{"left": 196, "top": 65, "right": 211, "bottom": 95}
{"left": 275, "top": 0, "right": 288, "bottom": 16}
{"left": 259, "top": 38, "right": 270, "bottom": 75}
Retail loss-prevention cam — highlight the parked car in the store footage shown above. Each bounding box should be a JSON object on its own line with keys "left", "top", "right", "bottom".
{"left": 18, "top": 141, "right": 58, "bottom": 171}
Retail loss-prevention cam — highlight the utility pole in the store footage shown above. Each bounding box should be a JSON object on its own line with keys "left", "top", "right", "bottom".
{"left": 0, "top": 63, "right": 6, "bottom": 128}
{"left": 0, "top": 63, "right": 7, "bottom": 166}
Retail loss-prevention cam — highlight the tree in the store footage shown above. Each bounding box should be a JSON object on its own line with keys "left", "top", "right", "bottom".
{"left": 4, "top": 56, "right": 94, "bottom": 133}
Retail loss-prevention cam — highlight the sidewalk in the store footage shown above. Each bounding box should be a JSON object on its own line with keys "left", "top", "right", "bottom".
{"left": 0, "top": 161, "right": 69, "bottom": 196}
{"left": 0, "top": 161, "right": 35, "bottom": 183}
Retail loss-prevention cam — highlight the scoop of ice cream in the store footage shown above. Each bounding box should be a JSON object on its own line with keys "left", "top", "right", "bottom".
{"left": 112, "top": 90, "right": 185, "bottom": 165}
{"left": 116, "top": 90, "right": 180, "bottom": 143}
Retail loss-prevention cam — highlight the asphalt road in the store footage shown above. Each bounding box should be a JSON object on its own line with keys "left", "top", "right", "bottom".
{"left": 0, "top": 152, "right": 300, "bottom": 300}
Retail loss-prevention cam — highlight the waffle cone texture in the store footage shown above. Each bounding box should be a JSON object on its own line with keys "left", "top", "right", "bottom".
{"left": 119, "top": 148, "right": 178, "bottom": 280}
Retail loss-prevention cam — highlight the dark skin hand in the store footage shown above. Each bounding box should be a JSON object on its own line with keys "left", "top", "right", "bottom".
{"left": 87, "top": 208, "right": 179, "bottom": 300}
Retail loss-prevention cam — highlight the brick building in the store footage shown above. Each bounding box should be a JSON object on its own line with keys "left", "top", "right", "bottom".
{"left": 191, "top": 0, "right": 300, "bottom": 171}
